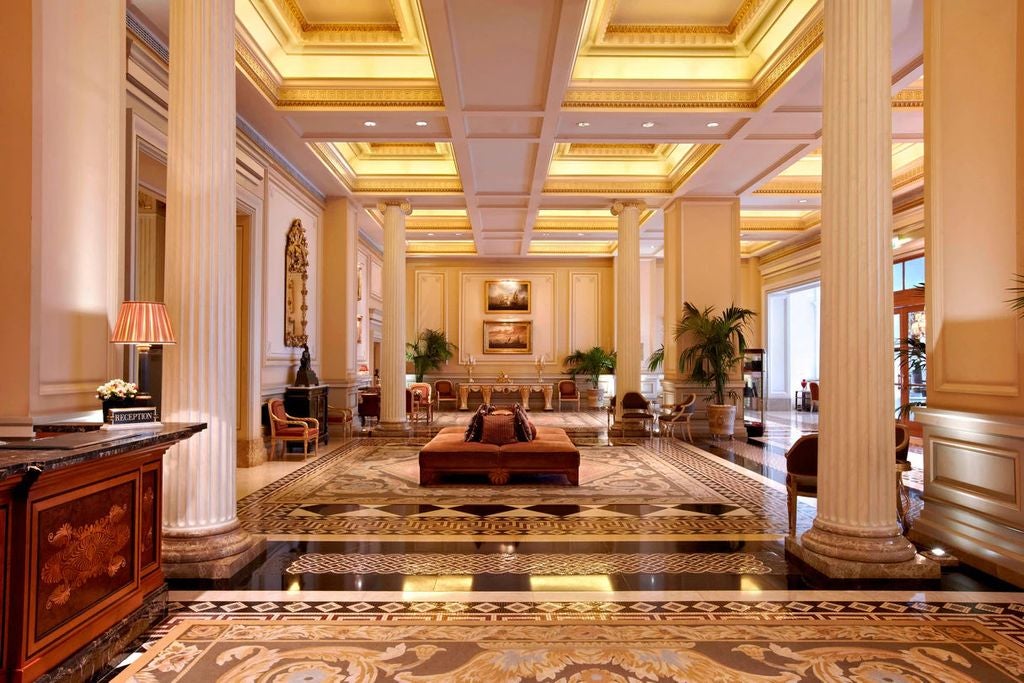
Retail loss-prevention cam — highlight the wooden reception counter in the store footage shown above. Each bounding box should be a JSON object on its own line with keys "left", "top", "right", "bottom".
{"left": 0, "top": 423, "right": 205, "bottom": 682}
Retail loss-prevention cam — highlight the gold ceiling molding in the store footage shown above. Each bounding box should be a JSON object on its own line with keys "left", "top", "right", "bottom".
{"left": 564, "top": 143, "right": 661, "bottom": 156}
{"left": 308, "top": 142, "right": 462, "bottom": 194}
{"left": 362, "top": 142, "right": 445, "bottom": 157}
{"left": 237, "top": 40, "right": 444, "bottom": 109}
{"left": 529, "top": 241, "right": 616, "bottom": 255}
{"left": 595, "top": 0, "right": 772, "bottom": 47}
{"left": 406, "top": 222, "right": 470, "bottom": 231}
{"left": 564, "top": 12, "right": 822, "bottom": 111}
{"left": 892, "top": 163, "right": 924, "bottom": 190}
{"left": 272, "top": 0, "right": 403, "bottom": 43}
{"left": 543, "top": 144, "right": 719, "bottom": 195}
{"left": 892, "top": 88, "right": 924, "bottom": 108}
{"left": 754, "top": 164, "right": 923, "bottom": 196}
{"left": 407, "top": 241, "right": 477, "bottom": 255}
{"left": 739, "top": 221, "right": 809, "bottom": 233}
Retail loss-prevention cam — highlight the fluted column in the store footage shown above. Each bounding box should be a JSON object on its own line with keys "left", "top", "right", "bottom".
{"left": 612, "top": 200, "right": 644, "bottom": 421}
{"left": 660, "top": 200, "right": 683, "bottom": 404}
{"left": 160, "top": 0, "right": 261, "bottom": 577}
{"left": 787, "top": 0, "right": 928, "bottom": 577}
{"left": 378, "top": 200, "right": 411, "bottom": 430}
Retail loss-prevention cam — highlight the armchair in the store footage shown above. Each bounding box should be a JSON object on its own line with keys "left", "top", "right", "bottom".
{"left": 434, "top": 379, "right": 458, "bottom": 411}
{"left": 557, "top": 379, "right": 580, "bottom": 411}
{"left": 662, "top": 394, "right": 697, "bottom": 442}
{"left": 357, "top": 391, "right": 380, "bottom": 427}
{"left": 620, "top": 391, "right": 654, "bottom": 434}
{"left": 268, "top": 398, "right": 320, "bottom": 459}
{"left": 327, "top": 404, "right": 353, "bottom": 438}
{"left": 409, "top": 382, "right": 433, "bottom": 423}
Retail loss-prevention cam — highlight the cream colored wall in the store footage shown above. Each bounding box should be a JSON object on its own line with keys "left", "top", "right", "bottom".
{"left": 259, "top": 176, "right": 324, "bottom": 395}
{"left": 406, "top": 258, "right": 615, "bottom": 377}
{"left": 0, "top": 0, "right": 33, "bottom": 428}
{"left": 926, "top": 0, "right": 1023, "bottom": 417}
{"left": 739, "top": 258, "right": 763, "bottom": 346}
{"left": 356, "top": 240, "right": 384, "bottom": 373}
{"left": 5, "top": 0, "right": 127, "bottom": 433}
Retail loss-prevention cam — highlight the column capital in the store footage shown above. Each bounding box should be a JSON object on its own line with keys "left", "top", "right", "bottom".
{"left": 611, "top": 200, "right": 646, "bottom": 216}
{"left": 378, "top": 200, "right": 412, "bottom": 216}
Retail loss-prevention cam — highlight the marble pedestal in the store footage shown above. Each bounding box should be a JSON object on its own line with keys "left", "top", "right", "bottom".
{"left": 786, "top": 537, "right": 939, "bottom": 579}
{"left": 162, "top": 521, "right": 266, "bottom": 579}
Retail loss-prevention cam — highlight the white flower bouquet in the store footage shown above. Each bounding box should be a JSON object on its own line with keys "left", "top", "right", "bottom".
{"left": 96, "top": 378, "right": 139, "bottom": 401}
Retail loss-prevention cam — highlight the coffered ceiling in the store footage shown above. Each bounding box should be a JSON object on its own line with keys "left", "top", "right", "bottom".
{"left": 131, "top": 0, "right": 925, "bottom": 258}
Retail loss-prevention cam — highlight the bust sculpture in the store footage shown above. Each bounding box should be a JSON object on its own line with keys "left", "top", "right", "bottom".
{"left": 294, "top": 344, "right": 319, "bottom": 387}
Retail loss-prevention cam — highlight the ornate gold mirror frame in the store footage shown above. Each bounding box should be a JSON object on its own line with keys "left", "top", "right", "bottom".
{"left": 285, "top": 218, "right": 309, "bottom": 347}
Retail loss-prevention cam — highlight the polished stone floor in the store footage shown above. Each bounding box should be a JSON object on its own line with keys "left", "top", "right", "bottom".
{"left": 100, "top": 410, "right": 1022, "bottom": 682}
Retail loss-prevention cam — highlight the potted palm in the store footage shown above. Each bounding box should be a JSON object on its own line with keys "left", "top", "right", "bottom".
{"left": 646, "top": 345, "right": 664, "bottom": 372}
{"left": 406, "top": 329, "right": 457, "bottom": 382}
{"left": 563, "top": 346, "right": 616, "bottom": 408}
{"left": 675, "top": 302, "right": 756, "bottom": 438}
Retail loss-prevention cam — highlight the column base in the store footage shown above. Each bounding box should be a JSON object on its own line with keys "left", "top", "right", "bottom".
{"left": 236, "top": 437, "right": 268, "bottom": 468}
{"left": 373, "top": 420, "right": 411, "bottom": 437}
{"left": 608, "top": 421, "right": 651, "bottom": 438}
{"left": 786, "top": 525, "right": 939, "bottom": 580}
{"left": 162, "top": 520, "right": 265, "bottom": 579}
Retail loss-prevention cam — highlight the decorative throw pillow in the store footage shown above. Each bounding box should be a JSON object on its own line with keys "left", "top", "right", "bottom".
{"left": 511, "top": 403, "right": 533, "bottom": 442}
{"left": 481, "top": 414, "right": 517, "bottom": 445}
{"left": 464, "top": 404, "right": 494, "bottom": 442}
{"left": 527, "top": 418, "right": 538, "bottom": 440}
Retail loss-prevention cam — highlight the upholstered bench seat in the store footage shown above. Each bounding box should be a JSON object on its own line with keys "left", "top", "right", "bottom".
{"left": 420, "top": 426, "right": 580, "bottom": 486}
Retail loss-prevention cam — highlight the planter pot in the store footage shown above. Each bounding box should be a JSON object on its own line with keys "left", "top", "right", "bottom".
{"left": 585, "top": 387, "right": 605, "bottom": 409}
{"left": 707, "top": 404, "right": 737, "bottom": 438}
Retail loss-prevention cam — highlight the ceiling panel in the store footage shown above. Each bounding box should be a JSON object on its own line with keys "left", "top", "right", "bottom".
{"left": 469, "top": 141, "right": 538, "bottom": 194}
{"left": 448, "top": 0, "right": 560, "bottom": 109}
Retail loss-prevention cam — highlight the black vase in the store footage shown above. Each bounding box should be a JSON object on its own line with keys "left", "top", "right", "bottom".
{"left": 102, "top": 397, "right": 136, "bottom": 423}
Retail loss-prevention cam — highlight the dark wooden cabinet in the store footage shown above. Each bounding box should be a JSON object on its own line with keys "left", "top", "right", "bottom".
{"left": 285, "top": 385, "right": 329, "bottom": 445}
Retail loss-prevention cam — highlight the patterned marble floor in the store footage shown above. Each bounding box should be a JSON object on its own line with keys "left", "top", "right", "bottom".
{"left": 95, "top": 417, "right": 1023, "bottom": 682}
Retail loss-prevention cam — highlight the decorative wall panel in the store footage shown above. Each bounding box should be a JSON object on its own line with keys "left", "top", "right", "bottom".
{"left": 414, "top": 272, "right": 446, "bottom": 333}
{"left": 569, "top": 272, "right": 601, "bottom": 352}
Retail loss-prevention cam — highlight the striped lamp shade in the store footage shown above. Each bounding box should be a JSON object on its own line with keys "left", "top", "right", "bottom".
{"left": 111, "top": 301, "right": 176, "bottom": 345}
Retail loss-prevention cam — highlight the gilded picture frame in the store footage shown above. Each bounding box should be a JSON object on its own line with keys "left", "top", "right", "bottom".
{"left": 485, "top": 280, "right": 531, "bottom": 314}
{"left": 483, "top": 320, "right": 532, "bottom": 354}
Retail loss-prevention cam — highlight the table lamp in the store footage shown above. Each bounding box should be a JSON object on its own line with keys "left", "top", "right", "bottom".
{"left": 111, "top": 301, "right": 176, "bottom": 399}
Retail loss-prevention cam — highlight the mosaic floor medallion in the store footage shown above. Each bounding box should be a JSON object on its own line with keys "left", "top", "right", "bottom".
{"left": 116, "top": 617, "right": 1024, "bottom": 682}
{"left": 238, "top": 439, "right": 814, "bottom": 538}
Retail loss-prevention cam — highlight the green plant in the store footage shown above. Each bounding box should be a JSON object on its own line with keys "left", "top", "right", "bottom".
{"left": 646, "top": 345, "right": 664, "bottom": 372}
{"left": 675, "top": 302, "right": 756, "bottom": 406}
{"left": 1010, "top": 273, "right": 1024, "bottom": 316}
{"left": 406, "top": 329, "right": 457, "bottom": 382}
{"left": 562, "top": 346, "right": 616, "bottom": 387}
{"left": 894, "top": 335, "right": 926, "bottom": 421}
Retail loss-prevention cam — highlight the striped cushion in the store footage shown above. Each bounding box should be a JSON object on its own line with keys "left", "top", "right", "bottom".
{"left": 511, "top": 403, "right": 533, "bottom": 442}
{"left": 464, "top": 404, "right": 494, "bottom": 442}
{"left": 481, "top": 414, "right": 517, "bottom": 445}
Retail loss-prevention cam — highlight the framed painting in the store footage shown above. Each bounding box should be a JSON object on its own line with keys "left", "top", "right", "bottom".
{"left": 483, "top": 320, "right": 532, "bottom": 354}
{"left": 485, "top": 280, "right": 531, "bottom": 313}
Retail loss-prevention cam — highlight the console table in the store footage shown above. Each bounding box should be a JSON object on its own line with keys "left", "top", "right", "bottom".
{"left": 0, "top": 423, "right": 204, "bottom": 682}
{"left": 458, "top": 383, "right": 554, "bottom": 411}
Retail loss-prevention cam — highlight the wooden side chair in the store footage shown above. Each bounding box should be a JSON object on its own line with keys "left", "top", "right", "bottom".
{"left": 434, "top": 379, "right": 458, "bottom": 411}
{"left": 808, "top": 381, "right": 820, "bottom": 412}
{"left": 557, "top": 379, "right": 580, "bottom": 411}
{"left": 620, "top": 391, "right": 654, "bottom": 434}
{"left": 785, "top": 434, "right": 819, "bottom": 536}
{"left": 409, "top": 382, "right": 433, "bottom": 423}
{"left": 662, "top": 393, "right": 697, "bottom": 442}
{"left": 327, "top": 404, "right": 353, "bottom": 438}
{"left": 267, "top": 398, "right": 320, "bottom": 459}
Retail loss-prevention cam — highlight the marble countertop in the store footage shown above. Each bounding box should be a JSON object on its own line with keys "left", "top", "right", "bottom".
{"left": 0, "top": 422, "right": 206, "bottom": 481}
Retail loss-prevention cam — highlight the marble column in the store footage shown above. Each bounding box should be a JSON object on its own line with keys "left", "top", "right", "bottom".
{"left": 160, "top": 0, "right": 262, "bottom": 578}
{"left": 786, "top": 0, "right": 933, "bottom": 578}
{"left": 321, "top": 198, "right": 360, "bottom": 413}
{"left": 660, "top": 200, "right": 683, "bottom": 405}
{"left": 378, "top": 200, "right": 411, "bottom": 432}
{"left": 612, "top": 200, "right": 644, "bottom": 423}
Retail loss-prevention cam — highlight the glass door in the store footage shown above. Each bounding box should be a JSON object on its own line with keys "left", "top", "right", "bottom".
{"left": 894, "top": 306, "right": 926, "bottom": 437}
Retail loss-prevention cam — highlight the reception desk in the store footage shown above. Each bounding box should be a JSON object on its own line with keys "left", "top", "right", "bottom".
{"left": 0, "top": 423, "right": 204, "bottom": 682}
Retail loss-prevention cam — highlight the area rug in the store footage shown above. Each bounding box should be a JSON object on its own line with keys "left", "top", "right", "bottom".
{"left": 116, "top": 618, "right": 1024, "bottom": 682}
{"left": 238, "top": 439, "right": 808, "bottom": 538}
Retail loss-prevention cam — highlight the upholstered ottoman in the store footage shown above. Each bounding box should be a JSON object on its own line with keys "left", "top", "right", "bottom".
{"left": 419, "top": 426, "right": 580, "bottom": 485}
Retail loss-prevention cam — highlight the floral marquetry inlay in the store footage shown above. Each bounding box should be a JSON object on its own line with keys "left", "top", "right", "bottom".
{"left": 41, "top": 504, "right": 131, "bottom": 610}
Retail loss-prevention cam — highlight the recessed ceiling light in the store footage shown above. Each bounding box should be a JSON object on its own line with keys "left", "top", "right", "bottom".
{"left": 577, "top": 121, "right": 590, "bottom": 128}
{"left": 415, "top": 121, "right": 428, "bottom": 127}
{"left": 455, "top": 232, "right": 463, "bottom": 236}
{"left": 706, "top": 122, "right": 720, "bottom": 128}
{"left": 363, "top": 121, "right": 376, "bottom": 127}
{"left": 641, "top": 121, "right": 655, "bottom": 128}
{"left": 427, "top": 232, "right": 435, "bottom": 236}
{"left": 577, "top": 232, "right": 585, "bottom": 236}
{"left": 798, "top": 199, "right": 808, "bottom": 203}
